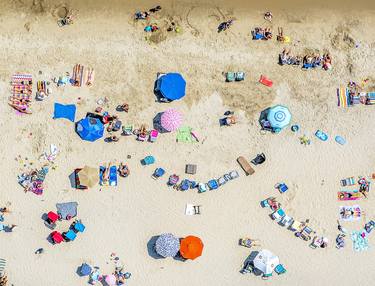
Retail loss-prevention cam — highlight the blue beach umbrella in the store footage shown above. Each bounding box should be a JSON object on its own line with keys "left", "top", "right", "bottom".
{"left": 80, "top": 263, "right": 92, "bottom": 276}
{"left": 76, "top": 117, "right": 104, "bottom": 142}
{"left": 157, "top": 73, "right": 186, "bottom": 101}
{"left": 267, "top": 105, "right": 291, "bottom": 131}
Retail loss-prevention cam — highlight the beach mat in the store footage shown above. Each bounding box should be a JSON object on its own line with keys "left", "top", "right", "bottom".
{"left": 53, "top": 103, "right": 76, "bottom": 122}
{"left": 337, "top": 191, "right": 362, "bottom": 201}
{"left": 337, "top": 87, "right": 352, "bottom": 107}
{"left": 339, "top": 205, "right": 362, "bottom": 221}
{"left": 259, "top": 75, "right": 273, "bottom": 87}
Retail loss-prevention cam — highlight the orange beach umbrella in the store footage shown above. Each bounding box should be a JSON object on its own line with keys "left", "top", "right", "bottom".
{"left": 180, "top": 236, "right": 204, "bottom": 260}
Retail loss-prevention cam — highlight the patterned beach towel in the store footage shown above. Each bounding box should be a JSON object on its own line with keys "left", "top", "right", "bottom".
{"left": 337, "top": 190, "right": 362, "bottom": 201}
{"left": 9, "top": 74, "right": 33, "bottom": 114}
{"left": 337, "top": 87, "right": 352, "bottom": 107}
{"left": 339, "top": 205, "right": 362, "bottom": 221}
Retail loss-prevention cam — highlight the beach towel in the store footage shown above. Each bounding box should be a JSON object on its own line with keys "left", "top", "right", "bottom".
{"left": 339, "top": 205, "right": 362, "bottom": 221}
{"left": 53, "top": 103, "right": 76, "bottom": 122}
{"left": 340, "top": 177, "right": 355, "bottom": 187}
{"left": 85, "top": 67, "right": 95, "bottom": 86}
{"left": 0, "top": 258, "right": 6, "bottom": 276}
{"left": 9, "top": 74, "right": 33, "bottom": 114}
{"left": 351, "top": 230, "right": 369, "bottom": 252}
{"left": 337, "top": 87, "right": 352, "bottom": 107}
{"left": 259, "top": 75, "right": 273, "bottom": 87}
{"left": 176, "top": 126, "right": 194, "bottom": 143}
{"left": 337, "top": 191, "right": 362, "bottom": 201}
{"left": 72, "top": 64, "right": 84, "bottom": 87}
{"left": 185, "top": 204, "right": 195, "bottom": 215}
{"left": 56, "top": 202, "right": 78, "bottom": 220}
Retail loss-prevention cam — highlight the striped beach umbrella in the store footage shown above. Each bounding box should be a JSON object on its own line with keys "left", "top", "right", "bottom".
{"left": 160, "top": 109, "right": 183, "bottom": 132}
{"left": 155, "top": 233, "right": 180, "bottom": 258}
{"left": 267, "top": 105, "right": 291, "bottom": 131}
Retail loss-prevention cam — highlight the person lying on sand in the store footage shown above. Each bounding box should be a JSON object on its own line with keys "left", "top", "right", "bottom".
{"left": 149, "top": 6, "right": 161, "bottom": 13}
{"left": 118, "top": 163, "right": 129, "bottom": 177}
{"left": 8, "top": 101, "right": 32, "bottom": 114}
{"left": 264, "top": 27, "right": 272, "bottom": 39}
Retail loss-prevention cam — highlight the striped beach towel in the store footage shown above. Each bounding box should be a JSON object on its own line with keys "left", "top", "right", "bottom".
{"left": 9, "top": 73, "right": 33, "bottom": 114}
{"left": 0, "top": 258, "right": 6, "bottom": 276}
{"left": 337, "top": 87, "right": 352, "bottom": 107}
{"left": 366, "top": 92, "right": 375, "bottom": 105}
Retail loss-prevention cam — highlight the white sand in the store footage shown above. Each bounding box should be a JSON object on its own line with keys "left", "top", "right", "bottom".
{"left": 1, "top": 1, "right": 375, "bottom": 285}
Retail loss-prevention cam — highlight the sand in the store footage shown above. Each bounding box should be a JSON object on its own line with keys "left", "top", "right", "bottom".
{"left": 0, "top": 0, "right": 375, "bottom": 285}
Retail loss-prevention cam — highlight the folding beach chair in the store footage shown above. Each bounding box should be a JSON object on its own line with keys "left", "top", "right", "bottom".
{"left": 149, "top": 130, "right": 159, "bottom": 142}
{"left": 228, "top": 170, "right": 239, "bottom": 179}
{"left": 275, "top": 264, "right": 286, "bottom": 275}
{"left": 142, "top": 156, "right": 155, "bottom": 165}
{"left": 226, "top": 72, "right": 236, "bottom": 82}
{"left": 198, "top": 183, "right": 207, "bottom": 193}
{"left": 63, "top": 229, "right": 77, "bottom": 241}
{"left": 72, "top": 220, "right": 85, "bottom": 233}
{"left": 218, "top": 176, "right": 228, "bottom": 186}
{"left": 275, "top": 183, "right": 288, "bottom": 193}
{"left": 168, "top": 174, "right": 179, "bottom": 186}
{"left": 296, "top": 226, "right": 314, "bottom": 241}
{"left": 122, "top": 125, "right": 133, "bottom": 136}
{"left": 279, "top": 215, "right": 293, "bottom": 227}
{"left": 271, "top": 209, "right": 286, "bottom": 222}
{"left": 51, "top": 231, "right": 64, "bottom": 244}
{"left": 152, "top": 168, "right": 165, "bottom": 179}
{"left": 235, "top": 72, "right": 245, "bottom": 81}
{"left": 44, "top": 211, "right": 59, "bottom": 230}
{"left": 288, "top": 220, "right": 304, "bottom": 232}
{"left": 207, "top": 179, "right": 219, "bottom": 190}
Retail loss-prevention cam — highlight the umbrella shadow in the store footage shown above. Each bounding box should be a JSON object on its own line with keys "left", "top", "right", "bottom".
{"left": 173, "top": 251, "right": 187, "bottom": 262}
{"left": 258, "top": 108, "right": 271, "bottom": 129}
{"left": 147, "top": 236, "right": 164, "bottom": 259}
{"left": 153, "top": 112, "right": 169, "bottom": 133}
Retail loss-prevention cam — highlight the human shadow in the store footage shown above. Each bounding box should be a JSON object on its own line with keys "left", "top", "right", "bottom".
{"left": 147, "top": 236, "right": 164, "bottom": 259}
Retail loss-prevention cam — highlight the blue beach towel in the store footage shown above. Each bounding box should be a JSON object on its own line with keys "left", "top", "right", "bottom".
{"left": 53, "top": 103, "right": 76, "bottom": 122}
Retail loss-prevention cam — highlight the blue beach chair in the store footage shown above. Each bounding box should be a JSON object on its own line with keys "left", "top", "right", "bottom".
{"left": 207, "top": 179, "right": 219, "bottom": 190}
{"left": 142, "top": 156, "right": 155, "bottom": 165}
{"left": 73, "top": 220, "right": 85, "bottom": 233}
{"left": 152, "top": 168, "right": 165, "bottom": 179}
{"left": 275, "top": 264, "right": 286, "bottom": 275}
{"left": 63, "top": 229, "right": 77, "bottom": 241}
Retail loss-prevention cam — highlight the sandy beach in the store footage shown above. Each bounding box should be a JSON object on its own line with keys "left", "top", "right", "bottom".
{"left": 1, "top": 0, "right": 375, "bottom": 285}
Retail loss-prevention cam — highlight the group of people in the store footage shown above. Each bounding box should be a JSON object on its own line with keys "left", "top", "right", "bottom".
{"left": 279, "top": 49, "right": 332, "bottom": 70}
{"left": 134, "top": 5, "right": 161, "bottom": 20}
{"left": 252, "top": 27, "right": 273, "bottom": 40}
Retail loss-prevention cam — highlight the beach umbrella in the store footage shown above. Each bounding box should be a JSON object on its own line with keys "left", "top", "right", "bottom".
{"left": 78, "top": 166, "right": 99, "bottom": 188}
{"left": 76, "top": 116, "right": 104, "bottom": 142}
{"left": 160, "top": 109, "right": 183, "bottom": 132}
{"left": 180, "top": 236, "right": 204, "bottom": 260}
{"left": 157, "top": 73, "right": 186, "bottom": 101}
{"left": 267, "top": 105, "right": 291, "bottom": 131}
{"left": 253, "top": 249, "right": 279, "bottom": 275}
{"left": 80, "top": 263, "right": 92, "bottom": 276}
{"left": 105, "top": 274, "right": 116, "bottom": 285}
{"left": 155, "top": 233, "right": 180, "bottom": 258}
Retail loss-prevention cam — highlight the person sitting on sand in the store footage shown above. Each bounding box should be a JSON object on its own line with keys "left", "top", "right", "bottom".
{"left": 322, "top": 53, "right": 332, "bottom": 70}
{"left": 264, "top": 28, "right": 272, "bottom": 40}
{"left": 264, "top": 11, "right": 273, "bottom": 22}
{"left": 118, "top": 163, "right": 130, "bottom": 177}
{"left": 279, "top": 48, "right": 291, "bottom": 65}
{"left": 119, "top": 103, "right": 129, "bottom": 112}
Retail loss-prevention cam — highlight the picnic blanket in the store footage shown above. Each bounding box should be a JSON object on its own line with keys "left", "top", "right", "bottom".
{"left": 176, "top": 126, "right": 194, "bottom": 143}
{"left": 17, "top": 166, "right": 49, "bottom": 195}
{"left": 53, "top": 103, "right": 76, "bottom": 122}
{"left": 337, "top": 87, "right": 352, "bottom": 107}
{"left": 339, "top": 205, "right": 362, "bottom": 221}
{"left": 56, "top": 202, "right": 78, "bottom": 220}
{"left": 351, "top": 230, "right": 369, "bottom": 252}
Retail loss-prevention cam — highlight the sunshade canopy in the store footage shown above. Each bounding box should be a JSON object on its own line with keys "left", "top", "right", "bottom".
{"left": 180, "top": 236, "right": 204, "bottom": 260}
{"left": 76, "top": 117, "right": 104, "bottom": 142}
{"left": 253, "top": 249, "right": 280, "bottom": 275}
{"left": 267, "top": 105, "right": 291, "bottom": 130}
{"left": 155, "top": 233, "right": 180, "bottom": 258}
{"left": 78, "top": 166, "right": 99, "bottom": 188}
{"left": 160, "top": 109, "right": 183, "bottom": 132}
{"left": 157, "top": 73, "right": 186, "bottom": 100}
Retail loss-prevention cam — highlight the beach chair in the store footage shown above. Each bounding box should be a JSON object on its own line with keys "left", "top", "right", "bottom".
{"left": 207, "top": 179, "right": 219, "bottom": 190}
{"left": 240, "top": 260, "right": 253, "bottom": 274}
{"left": 235, "top": 72, "right": 245, "bottom": 81}
{"left": 228, "top": 170, "right": 239, "bottom": 180}
{"left": 109, "top": 166, "right": 118, "bottom": 186}
{"left": 122, "top": 125, "right": 133, "bottom": 136}
{"left": 239, "top": 238, "right": 260, "bottom": 248}
{"left": 288, "top": 220, "right": 304, "bottom": 232}
{"left": 51, "top": 231, "right": 64, "bottom": 244}
{"left": 44, "top": 211, "right": 59, "bottom": 230}
{"left": 63, "top": 229, "right": 77, "bottom": 242}
{"left": 218, "top": 176, "right": 227, "bottom": 186}
{"left": 190, "top": 181, "right": 198, "bottom": 188}
{"left": 274, "top": 264, "right": 286, "bottom": 275}
{"left": 152, "top": 168, "right": 165, "bottom": 179}
{"left": 168, "top": 174, "right": 179, "bottom": 186}
{"left": 180, "top": 179, "right": 190, "bottom": 191}
{"left": 149, "top": 130, "right": 158, "bottom": 142}
{"left": 237, "top": 156, "right": 255, "bottom": 176}
{"left": 226, "top": 72, "right": 236, "bottom": 82}
{"left": 198, "top": 183, "right": 207, "bottom": 193}
{"left": 279, "top": 215, "right": 293, "bottom": 227}
{"left": 112, "top": 120, "right": 122, "bottom": 132}
{"left": 262, "top": 273, "right": 272, "bottom": 280}
{"left": 194, "top": 205, "right": 201, "bottom": 215}
{"left": 365, "top": 220, "right": 375, "bottom": 233}
{"left": 296, "top": 226, "right": 314, "bottom": 241}
{"left": 185, "top": 164, "right": 197, "bottom": 175}
{"left": 251, "top": 153, "right": 266, "bottom": 165}
{"left": 310, "top": 236, "right": 323, "bottom": 249}
{"left": 271, "top": 209, "right": 286, "bottom": 222}
{"left": 138, "top": 133, "right": 147, "bottom": 141}
{"left": 275, "top": 183, "right": 288, "bottom": 193}
{"left": 72, "top": 220, "right": 85, "bottom": 233}
{"left": 142, "top": 156, "right": 155, "bottom": 165}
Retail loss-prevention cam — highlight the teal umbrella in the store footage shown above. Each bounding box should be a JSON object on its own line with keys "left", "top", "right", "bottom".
{"left": 267, "top": 105, "right": 291, "bottom": 131}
